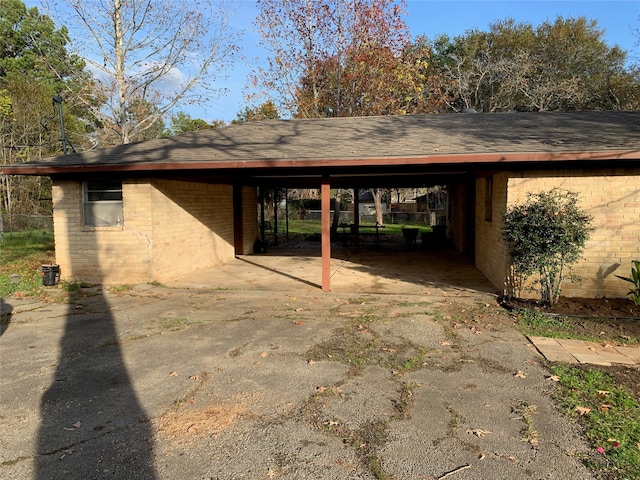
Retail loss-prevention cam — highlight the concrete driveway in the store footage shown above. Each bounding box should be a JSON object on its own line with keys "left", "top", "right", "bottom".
{"left": 0, "top": 274, "right": 597, "bottom": 479}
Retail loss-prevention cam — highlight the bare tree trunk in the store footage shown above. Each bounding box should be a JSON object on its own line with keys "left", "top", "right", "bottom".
{"left": 371, "top": 188, "right": 383, "bottom": 225}
{"left": 113, "top": 0, "right": 129, "bottom": 144}
{"left": 331, "top": 188, "right": 342, "bottom": 234}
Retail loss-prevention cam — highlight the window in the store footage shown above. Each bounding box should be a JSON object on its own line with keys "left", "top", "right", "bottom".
{"left": 484, "top": 176, "right": 493, "bottom": 222}
{"left": 83, "top": 181, "right": 123, "bottom": 226}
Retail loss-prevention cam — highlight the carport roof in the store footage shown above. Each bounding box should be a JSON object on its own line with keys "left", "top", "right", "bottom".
{"left": 2, "top": 110, "right": 639, "bottom": 178}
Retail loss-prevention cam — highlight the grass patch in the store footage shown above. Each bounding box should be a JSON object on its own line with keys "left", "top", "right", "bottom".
{"left": 299, "top": 383, "right": 396, "bottom": 480}
{"left": 550, "top": 365, "right": 640, "bottom": 479}
{"left": 286, "top": 219, "right": 430, "bottom": 235}
{"left": 160, "top": 317, "right": 189, "bottom": 331}
{"left": 514, "top": 309, "right": 574, "bottom": 338}
{"left": 306, "top": 319, "right": 429, "bottom": 376}
{"left": 0, "top": 229, "right": 55, "bottom": 299}
{"left": 396, "top": 301, "right": 432, "bottom": 308}
{"left": 513, "top": 401, "right": 539, "bottom": 448}
{"left": 513, "top": 308, "right": 635, "bottom": 344}
{"left": 109, "top": 284, "right": 133, "bottom": 293}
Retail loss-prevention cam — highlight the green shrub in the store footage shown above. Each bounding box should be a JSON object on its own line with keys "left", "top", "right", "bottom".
{"left": 503, "top": 188, "right": 592, "bottom": 306}
{"left": 615, "top": 260, "right": 640, "bottom": 306}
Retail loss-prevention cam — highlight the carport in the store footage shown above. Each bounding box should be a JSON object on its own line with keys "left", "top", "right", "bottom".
{"left": 248, "top": 168, "right": 476, "bottom": 293}
{"left": 2, "top": 111, "right": 638, "bottom": 295}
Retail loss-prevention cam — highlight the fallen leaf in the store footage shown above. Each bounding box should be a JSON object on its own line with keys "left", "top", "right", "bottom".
{"left": 292, "top": 321, "right": 303, "bottom": 325}
{"left": 254, "top": 361, "right": 260, "bottom": 366}
{"left": 466, "top": 428, "right": 492, "bottom": 437}
{"left": 169, "top": 371, "right": 178, "bottom": 377}
{"left": 574, "top": 406, "right": 591, "bottom": 416}
{"left": 307, "top": 359, "right": 316, "bottom": 365}
{"left": 439, "top": 341, "right": 452, "bottom": 346}
{"left": 514, "top": 371, "right": 527, "bottom": 379}
{"left": 72, "top": 421, "right": 82, "bottom": 429}
{"left": 268, "top": 467, "right": 276, "bottom": 479}
{"left": 597, "top": 390, "right": 611, "bottom": 397}
{"left": 599, "top": 404, "right": 612, "bottom": 412}
{"left": 383, "top": 347, "right": 397, "bottom": 353}
{"left": 189, "top": 375, "right": 201, "bottom": 381}
{"left": 295, "top": 307, "right": 303, "bottom": 312}
{"left": 547, "top": 375, "right": 560, "bottom": 382}
{"left": 260, "top": 352, "right": 269, "bottom": 358}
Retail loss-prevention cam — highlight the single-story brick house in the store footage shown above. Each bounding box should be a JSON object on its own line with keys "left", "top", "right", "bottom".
{"left": 2, "top": 111, "right": 639, "bottom": 297}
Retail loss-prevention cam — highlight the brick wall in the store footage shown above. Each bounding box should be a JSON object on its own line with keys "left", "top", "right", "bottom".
{"left": 242, "top": 186, "right": 258, "bottom": 254}
{"left": 475, "top": 168, "right": 640, "bottom": 299}
{"left": 475, "top": 172, "right": 509, "bottom": 292}
{"left": 150, "top": 179, "right": 235, "bottom": 282}
{"left": 52, "top": 180, "right": 153, "bottom": 284}
{"left": 52, "top": 179, "right": 247, "bottom": 285}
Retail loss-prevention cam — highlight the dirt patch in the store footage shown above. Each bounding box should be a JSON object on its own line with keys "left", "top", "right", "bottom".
{"left": 156, "top": 401, "right": 245, "bottom": 443}
{"left": 504, "top": 297, "right": 640, "bottom": 344}
{"left": 506, "top": 296, "right": 639, "bottom": 319}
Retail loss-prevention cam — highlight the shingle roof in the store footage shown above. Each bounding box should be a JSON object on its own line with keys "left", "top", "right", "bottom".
{"left": 2, "top": 111, "right": 639, "bottom": 176}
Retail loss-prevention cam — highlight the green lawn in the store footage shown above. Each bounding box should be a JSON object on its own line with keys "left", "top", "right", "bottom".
{"left": 0, "top": 229, "right": 55, "bottom": 298}
{"left": 285, "top": 219, "right": 431, "bottom": 235}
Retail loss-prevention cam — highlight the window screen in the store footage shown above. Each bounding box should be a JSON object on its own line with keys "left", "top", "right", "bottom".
{"left": 83, "top": 181, "right": 124, "bottom": 226}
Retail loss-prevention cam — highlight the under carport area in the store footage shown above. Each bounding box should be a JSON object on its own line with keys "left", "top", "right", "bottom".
{"left": 166, "top": 242, "right": 496, "bottom": 296}
{"left": 247, "top": 177, "right": 475, "bottom": 293}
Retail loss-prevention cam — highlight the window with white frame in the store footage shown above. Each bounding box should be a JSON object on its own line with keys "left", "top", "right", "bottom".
{"left": 83, "top": 181, "right": 123, "bottom": 226}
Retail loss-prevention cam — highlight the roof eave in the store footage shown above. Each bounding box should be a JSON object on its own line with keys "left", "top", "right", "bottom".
{"left": 1, "top": 150, "right": 638, "bottom": 176}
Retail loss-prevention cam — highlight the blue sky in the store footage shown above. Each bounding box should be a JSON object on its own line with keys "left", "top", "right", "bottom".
{"left": 206, "top": 0, "right": 640, "bottom": 122}
{"left": 26, "top": 0, "right": 640, "bottom": 122}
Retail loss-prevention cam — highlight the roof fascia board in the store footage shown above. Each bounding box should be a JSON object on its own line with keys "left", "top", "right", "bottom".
{"left": 2, "top": 150, "right": 638, "bottom": 176}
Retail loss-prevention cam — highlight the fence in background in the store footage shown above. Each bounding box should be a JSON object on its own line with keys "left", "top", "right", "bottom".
{"left": 298, "top": 211, "right": 442, "bottom": 226}
{"left": 0, "top": 214, "right": 54, "bottom": 233}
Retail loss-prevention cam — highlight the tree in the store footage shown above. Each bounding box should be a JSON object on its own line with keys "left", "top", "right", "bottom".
{"left": 97, "top": 98, "right": 165, "bottom": 144}
{"left": 1, "top": 0, "right": 96, "bottom": 216}
{"left": 294, "top": 38, "right": 445, "bottom": 117}
{"left": 503, "top": 189, "right": 593, "bottom": 306}
{"left": 163, "top": 112, "right": 216, "bottom": 136}
{"left": 253, "top": 0, "right": 412, "bottom": 118}
{"left": 430, "top": 17, "right": 633, "bottom": 112}
{"left": 49, "top": 0, "right": 240, "bottom": 144}
{"left": 232, "top": 100, "right": 280, "bottom": 124}
{"left": 254, "top": 0, "right": 424, "bottom": 225}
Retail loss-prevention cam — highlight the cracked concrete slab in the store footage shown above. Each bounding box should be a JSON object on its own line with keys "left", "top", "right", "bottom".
{"left": 1, "top": 287, "right": 598, "bottom": 480}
